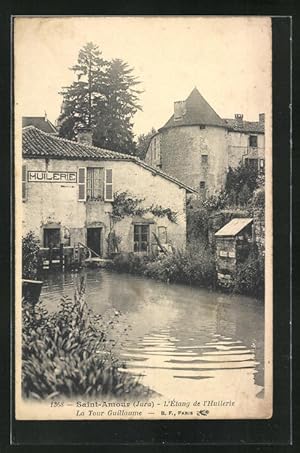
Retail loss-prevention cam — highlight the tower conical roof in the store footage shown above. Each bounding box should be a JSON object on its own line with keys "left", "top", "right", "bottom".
{"left": 160, "top": 87, "right": 224, "bottom": 130}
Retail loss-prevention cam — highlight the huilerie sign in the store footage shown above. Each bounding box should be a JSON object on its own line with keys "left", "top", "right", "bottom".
{"left": 28, "top": 171, "right": 77, "bottom": 183}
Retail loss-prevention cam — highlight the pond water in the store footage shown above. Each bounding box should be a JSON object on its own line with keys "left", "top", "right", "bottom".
{"left": 40, "top": 269, "right": 264, "bottom": 400}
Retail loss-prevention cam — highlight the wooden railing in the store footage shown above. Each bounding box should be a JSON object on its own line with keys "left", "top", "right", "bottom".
{"left": 78, "top": 242, "right": 101, "bottom": 260}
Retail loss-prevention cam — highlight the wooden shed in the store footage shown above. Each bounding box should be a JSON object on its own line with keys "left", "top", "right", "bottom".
{"left": 215, "top": 218, "right": 253, "bottom": 288}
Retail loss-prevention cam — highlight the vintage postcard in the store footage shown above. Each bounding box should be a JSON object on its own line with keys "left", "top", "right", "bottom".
{"left": 14, "top": 16, "right": 272, "bottom": 420}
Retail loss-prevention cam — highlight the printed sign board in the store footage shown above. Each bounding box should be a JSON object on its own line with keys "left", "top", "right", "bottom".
{"left": 27, "top": 171, "right": 77, "bottom": 183}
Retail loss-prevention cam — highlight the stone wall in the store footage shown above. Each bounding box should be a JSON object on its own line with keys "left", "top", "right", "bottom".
{"left": 145, "top": 126, "right": 265, "bottom": 195}
{"left": 227, "top": 131, "right": 265, "bottom": 168}
{"left": 157, "top": 125, "right": 228, "bottom": 194}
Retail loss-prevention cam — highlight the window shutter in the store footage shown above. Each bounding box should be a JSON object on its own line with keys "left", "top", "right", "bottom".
{"left": 78, "top": 167, "right": 86, "bottom": 201}
{"left": 104, "top": 168, "right": 113, "bottom": 201}
{"left": 22, "top": 164, "right": 27, "bottom": 201}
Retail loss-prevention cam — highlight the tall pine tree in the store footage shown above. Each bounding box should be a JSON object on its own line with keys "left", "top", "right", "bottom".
{"left": 58, "top": 43, "right": 142, "bottom": 154}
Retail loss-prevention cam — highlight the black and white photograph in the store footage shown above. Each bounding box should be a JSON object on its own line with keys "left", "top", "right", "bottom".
{"left": 14, "top": 16, "right": 272, "bottom": 420}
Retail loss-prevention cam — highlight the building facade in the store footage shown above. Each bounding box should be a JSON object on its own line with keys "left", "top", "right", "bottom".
{"left": 145, "top": 88, "right": 265, "bottom": 196}
{"left": 22, "top": 127, "right": 194, "bottom": 260}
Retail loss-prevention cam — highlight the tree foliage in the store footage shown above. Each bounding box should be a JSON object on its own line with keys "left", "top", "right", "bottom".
{"left": 225, "top": 163, "right": 260, "bottom": 206}
{"left": 22, "top": 231, "right": 40, "bottom": 279}
{"left": 58, "top": 42, "right": 142, "bottom": 154}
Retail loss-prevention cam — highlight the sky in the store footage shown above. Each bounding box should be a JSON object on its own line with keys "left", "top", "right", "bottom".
{"left": 14, "top": 16, "right": 272, "bottom": 137}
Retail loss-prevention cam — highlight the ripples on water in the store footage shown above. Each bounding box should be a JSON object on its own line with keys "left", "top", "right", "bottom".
{"left": 40, "top": 269, "right": 264, "bottom": 400}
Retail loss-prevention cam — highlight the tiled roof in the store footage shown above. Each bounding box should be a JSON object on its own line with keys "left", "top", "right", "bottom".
{"left": 135, "top": 160, "right": 196, "bottom": 193}
{"left": 160, "top": 87, "right": 225, "bottom": 130}
{"left": 223, "top": 118, "right": 264, "bottom": 133}
{"left": 23, "top": 126, "right": 196, "bottom": 193}
{"left": 22, "top": 126, "right": 131, "bottom": 160}
{"left": 215, "top": 218, "right": 253, "bottom": 237}
{"left": 22, "top": 116, "right": 58, "bottom": 134}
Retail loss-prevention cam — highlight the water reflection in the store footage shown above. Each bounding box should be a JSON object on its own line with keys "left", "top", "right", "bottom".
{"left": 40, "top": 269, "right": 264, "bottom": 399}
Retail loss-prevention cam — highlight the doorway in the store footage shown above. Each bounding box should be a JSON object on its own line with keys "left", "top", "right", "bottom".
{"left": 87, "top": 227, "right": 102, "bottom": 256}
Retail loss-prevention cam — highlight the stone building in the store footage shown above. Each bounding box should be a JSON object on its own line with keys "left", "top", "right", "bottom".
{"left": 145, "top": 87, "right": 265, "bottom": 196}
{"left": 22, "top": 126, "right": 195, "bottom": 261}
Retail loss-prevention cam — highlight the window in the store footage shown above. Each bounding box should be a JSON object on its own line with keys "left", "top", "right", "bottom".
{"left": 134, "top": 225, "right": 149, "bottom": 252}
{"left": 249, "top": 135, "right": 258, "bottom": 147}
{"left": 44, "top": 228, "right": 60, "bottom": 248}
{"left": 87, "top": 167, "right": 104, "bottom": 200}
{"left": 200, "top": 181, "right": 206, "bottom": 189}
{"left": 201, "top": 154, "right": 208, "bottom": 164}
{"left": 245, "top": 158, "right": 258, "bottom": 169}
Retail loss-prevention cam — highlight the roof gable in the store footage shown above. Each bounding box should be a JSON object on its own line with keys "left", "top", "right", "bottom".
{"left": 160, "top": 87, "right": 225, "bottom": 130}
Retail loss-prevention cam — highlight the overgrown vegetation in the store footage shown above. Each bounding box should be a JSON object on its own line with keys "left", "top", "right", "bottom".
{"left": 111, "top": 191, "right": 177, "bottom": 223}
{"left": 110, "top": 253, "right": 150, "bottom": 275}
{"left": 22, "top": 231, "right": 40, "bottom": 279}
{"left": 233, "top": 246, "right": 264, "bottom": 299}
{"left": 111, "top": 246, "right": 215, "bottom": 288}
{"left": 186, "top": 162, "right": 263, "bottom": 247}
{"left": 225, "top": 163, "right": 261, "bottom": 206}
{"left": 144, "top": 246, "right": 215, "bottom": 287}
{"left": 22, "top": 279, "right": 152, "bottom": 400}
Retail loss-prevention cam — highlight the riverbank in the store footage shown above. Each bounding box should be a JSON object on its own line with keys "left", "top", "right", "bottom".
{"left": 108, "top": 247, "right": 264, "bottom": 299}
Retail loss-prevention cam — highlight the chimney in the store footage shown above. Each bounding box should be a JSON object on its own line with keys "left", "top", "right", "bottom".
{"left": 259, "top": 113, "right": 265, "bottom": 125}
{"left": 76, "top": 127, "right": 93, "bottom": 146}
{"left": 234, "top": 113, "right": 244, "bottom": 125}
{"left": 174, "top": 100, "right": 186, "bottom": 120}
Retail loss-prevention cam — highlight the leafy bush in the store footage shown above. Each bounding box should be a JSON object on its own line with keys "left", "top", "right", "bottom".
{"left": 226, "top": 163, "right": 259, "bottom": 194}
{"left": 22, "top": 231, "right": 40, "bottom": 279}
{"left": 186, "top": 199, "right": 210, "bottom": 245}
{"left": 111, "top": 252, "right": 149, "bottom": 275}
{"left": 22, "top": 279, "right": 152, "bottom": 399}
{"left": 251, "top": 187, "right": 265, "bottom": 209}
{"left": 233, "top": 248, "right": 264, "bottom": 298}
{"left": 202, "top": 190, "right": 228, "bottom": 212}
{"left": 144, "top": 246, "right": 215, "bottom": 287}
{"left": 111, "top": 248, "right": 215, "bottom": 288}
